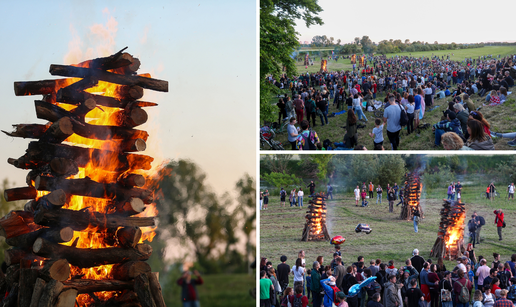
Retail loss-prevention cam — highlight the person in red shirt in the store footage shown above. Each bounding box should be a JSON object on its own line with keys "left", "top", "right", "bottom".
{"left": 293, "top": 95, "right": 305, "bottom": 123}
{"left": 491, "top": 277, "right": 501, "bottom": 297}
{"left": 361, "top": 189, "right": 367, "bottom": 207}
{"left": 494, "top": 209, "right": 504, "bottom": 240}
{"left": 289, "top": 285, "right": 309, "bottom": 307}
{"left": 177, "top": 270, "right": 204, "bottom": 306}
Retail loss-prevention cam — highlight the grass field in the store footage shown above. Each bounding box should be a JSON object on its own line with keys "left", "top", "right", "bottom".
{"left": 163, "top": 273, "right": 255, "bottom": 306}
{"left": 264, "top": 46, "right": 516, "bottom": 150}
{"left": 260, "top": 185, "right": 516, "bottom": 285}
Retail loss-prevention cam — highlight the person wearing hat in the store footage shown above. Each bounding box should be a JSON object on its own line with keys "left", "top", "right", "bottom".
{"left": 431, "top": 110, "right": 464, "bottom": 148}
{"left": 321, "top": 276, "right": 341, "bottom": 307}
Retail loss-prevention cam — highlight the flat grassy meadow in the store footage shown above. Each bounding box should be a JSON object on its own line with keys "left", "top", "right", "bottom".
{"left": 260, "top": 185, "right": 516, "bottom": 283}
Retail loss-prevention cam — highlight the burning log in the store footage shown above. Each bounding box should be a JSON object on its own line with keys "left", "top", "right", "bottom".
{"left": 33, "top": 207, "right": 155, "bottom": 231}
{"left": 2, "top": 124, "right": 49, "bottom": 139}
{"left": 301, "top": 193, "right": 330, "bottom": 241}
{"left": 0, "top": 210, "right": 41, "bottom": 239}
{"left": 57, "top": 89, "right": 157, "bottom": 108}
{"left": 430, "top": 200, "right": 466, "bottom": 260}
{"left": 68, "top": 117, "right": 149, "bottom": 141}
{"left": 117, "top": 85, "right": 144, "bottom": 100}
{"left": 110, "top": 107, "right": 149, "bottom": 128}
{"left": 6, "top": 227, "right": 74, "bottom": 248}
{"left": 33, "top": 237, "right": 152, "bottom": 268}
{"left": 14, "top": 79, "right": 67, "bottom": 96}
{"left": 18, "top": 268, "right": 39, "bottom": 307}
{"left": 116, "top": 227, "right": 143, "bottom": 248}
{"left": 34, "top": 176, "right": 153, "bottom": 204}
{"left": 111, "top": 261, "right": 151, "bottom": 280}
{"left": 114, "top": 198, "right": 146, "bottom": 216}
{"left": 49, "top": 64, "right": 168, "bottom": 92}
{"left": 134, "top": 273, "right": 156, "bottom": 307}
{"left": 40, "top": 259, "right": 71, "bottom": 282}
{"left": 118, "top": 174, "right": 146, "bottom": 188}
{"left": 55, "top": 289, "right": 77, "bottom": 307}
{"left": 3, "top": 187, "right": 38, "bottom": 202}
{"left": 62, "top": 279, "right": 133, "bottom": 294}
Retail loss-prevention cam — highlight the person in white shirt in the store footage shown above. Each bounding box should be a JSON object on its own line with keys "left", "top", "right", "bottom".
{"left": 508, "top": 183, "right": 515, "bottom": 200}
{"left": 291, "top": 258, "right": 306, "bottom": 290}
{"left": 354, "top": 186, "right": 360, "bottom": 206}
{"left": 297, "top": 188, "right": 305, "bottom": 208}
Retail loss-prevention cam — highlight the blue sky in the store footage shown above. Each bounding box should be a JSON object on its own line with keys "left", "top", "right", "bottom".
{"left": 0, "top": 0, "right": 256, "bottom": 195}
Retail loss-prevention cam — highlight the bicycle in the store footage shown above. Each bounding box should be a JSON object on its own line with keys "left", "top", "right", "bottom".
{"left": 260, "top": 125, "right": 285, "bottom": 150}
{"left": 480, "top": 191, "right": 500, "bottom": 199}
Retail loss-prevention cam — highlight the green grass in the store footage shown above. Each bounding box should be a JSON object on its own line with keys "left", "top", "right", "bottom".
{"left": 163, "top": 273, "right": 255, "bottom": 307}
{"left": 266, "top": 46, "right": 516, "bottom": 150}
{"left": 260, "top": 185, "right": 516, "bottom": 285}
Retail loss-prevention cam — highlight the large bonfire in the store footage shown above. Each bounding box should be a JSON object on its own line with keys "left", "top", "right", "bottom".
{"left": 0, "top": 47, "right": 167, "bottom": 306}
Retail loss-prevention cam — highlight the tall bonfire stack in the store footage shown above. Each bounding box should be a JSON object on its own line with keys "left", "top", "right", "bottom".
{"left": 301, "top": 193, "right": 330, "bottom": 242}
{"left": 400, "top": 172, "right": 423, "bottom": 220}
{"left": 0, "top": 48, "right": 167, "bottom": 306}
{"left": 430, "top": 200, "right": 466, "bottom": 260}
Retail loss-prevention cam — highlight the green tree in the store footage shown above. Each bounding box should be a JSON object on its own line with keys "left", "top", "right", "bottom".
{"left": 260, "top": 154, "right": 294, "bottom": 174}
{"left": 307, "top": 154, "right": 333, "bottom": 181}
{"left": 260, "top": 0, "right": 323, "bottom": 122}
{"left": 262, "top": 171, "right": 303, "bottom": 189}
{"left": 235, "top": 174, "right": 256, "bottom": 274}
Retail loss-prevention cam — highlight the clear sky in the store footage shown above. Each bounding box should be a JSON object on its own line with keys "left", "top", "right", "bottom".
{"left": 295, "top": 0, "right": 516, "bottom": 45}
{"left": 0, "top": 1, "right": 256, "bottom": 196}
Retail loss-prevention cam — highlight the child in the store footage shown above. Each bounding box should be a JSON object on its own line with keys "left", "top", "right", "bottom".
{"left": 369, "top": 118, "right": 384, "bottom": 148}
{"left": 306, "top": 269, "right": 312, "bottom": 301}
{"left": 334, "top": 245, "right": 342, "bottom": 257}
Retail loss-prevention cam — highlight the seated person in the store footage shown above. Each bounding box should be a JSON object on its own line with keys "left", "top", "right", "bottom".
{"left": 441, "top": 132, "right": 473, "bottom": 150}
{"left": 505, "top": 71, "right": 514, "bottom": 87}
{"left": 491, "top": 131, "right": 516, "bottom": 147}
{"left": 465, "top": 119, "right": 494, "bottom": 150}
{"left": 484, "top": 90, "right": 501, "bottom": 106}
{"left": 432, "top": 111, "right": 464, "bottom": 147}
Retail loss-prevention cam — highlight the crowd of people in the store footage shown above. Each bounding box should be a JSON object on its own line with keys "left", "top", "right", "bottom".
{"left": 260, "top": 248, "right": 516, "bottom": 307}
{"left": 268, "top": 53, "right": 515, "bottom": 150}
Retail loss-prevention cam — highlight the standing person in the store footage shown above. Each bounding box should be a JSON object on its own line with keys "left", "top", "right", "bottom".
{"left": 476, "top": 259, "right": 490, "bottom": 292}
{"left": 368, "top": 182, "right": 375, "bottom": 199}
{"left": 494, "top": 209, "right": 504, "bottom": 241}
{"left": 489, "top": 182, "right": 497, "bottom": 201}
{"left": 293, "top": 94, "right": 305, "bottom": 123}
{"left": 387, "top": 188, "right": 396, "bottom": 213}
{"left": 413, "top": 208, "right": 420, "bottom": 233}
{"left": 298, "top": 188, "right": 304, "bottom": 208}
{"left": 493, "top": 290, "right": 512, "bottom": 307}
{"left": 467, "top": 215, "right": 479, "bottom": 248}
{"left": 287, "top": 117, "right": 299, "bottom": 150}
{"left": 447, "top": 183, "right": 453, "bottom": 200}
{"left": 410, "top": 249, "right": 425, "bottom": 274}
{"left": 260, "top": 191, "right": 263, "bottom": 210}
{"left": 440, "top": 271, "right": 453, "bottom": 307}
{"left": 277, "top": 98, "right": 287, "bottom": 125}
{"left": 259, "top": 270, "right": 273, "bottom": 307}
{"left": 508, "top": 183, "right": 515, "bottom": 200}
{"left": 384, "top": 275, "right": 401, "bottom": 307}
{"left": 473, "top": 212, "right": 485, "bottom": 244}
{"left": 297, "top": 120, "right": 320, "bottom": 150}
{"left": 327, "top": 183, "right": 334, "bottom": 200}
{"left": 376, "top": 185, "right": 383, "bottom": 204}
{"left": 312, "top": 261, "right": 323, "bottom": 307}
{"left": 393, "top": 183, "right": 399, "bottom": 200}
{"left": 263, "top": 190, "right": 269, "bottom": 210}
{"left": 405, "top": 95, "right": 415, "bottom": 135}
{"left": 428, "top": 264, "right": 440, "bottom": 307}
{"left": 289, "top": 285, "right": 309, "bottom": 307}
{"left": 383, "top": 95, "right": 402, "bottom": 150}
{"left": 455, "top": 182, "right": 463, "bottom": 202}
{"left": 291, "top": 258, "right": 306, "bottom": 292}
{"left": 277, "top": 255, "right": 290, "bottom": 291}
{"left": 290, "top": 189, "right": 296, "bottom": 207}
{"left": 354, "top": 186, "right": 361, "bottom": 206}
{"left": 369, "top": 118, "right": 384, "bottom": 149}
{"left": 453, "top": 270, "right": 472, "bottom": 307}
{"left": 178, "top": 270, "right": 204, "bottom": 307}
{"left": 280, "top": 188, "right": 287, "bottom": 207}
{"left": 307, "top": 181, "right": 316, "bottom": 197}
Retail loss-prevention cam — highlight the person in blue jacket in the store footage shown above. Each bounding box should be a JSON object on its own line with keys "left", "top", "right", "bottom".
{"left": 432, "top": 111, "right": 463, "bottom": 147}
{"left": 320, "top": 276, "right": 340, "bottom": 307}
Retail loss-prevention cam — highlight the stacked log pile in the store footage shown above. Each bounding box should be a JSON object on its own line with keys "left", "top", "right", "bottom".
{"left": 429, "top": 200, "right": 466, "bottom": 260}
{"left": 302, "top": 193, "right": 330, "bottom": 241}
{"left": 400, "top": 172, "right": 423, "bottom": 220}
{"left": 1, "top": 47, "right": 167, "bottom": 306}
{"left": 320, "top": 60, "right": 328, "bottom": 73}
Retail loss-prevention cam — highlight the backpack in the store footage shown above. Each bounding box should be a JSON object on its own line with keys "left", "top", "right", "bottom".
{"left": 280, "top": 190, "right": 286, "bottom": 198}
{"left": 468, "top": 220, "right": 477, "bottom": 233}
{"left": 301, "top": 131, "right": 317, "bottom": 150}
{"left": 457, "top": 279, "right": 470, "bottom": 303}
{"left": 508, "top": 284, "right": 516, "bottom": 301}
{"left": 498, "top": 271, "right": 510, "bottom": 289}
{"left": 479, "top": 216, "right": 485, "bottom": 226}
{"left": 292, "top": 295, "right": 303, "bottom": 307}
{"left": 398, "top": 104, "right": 408, "bottom": 127}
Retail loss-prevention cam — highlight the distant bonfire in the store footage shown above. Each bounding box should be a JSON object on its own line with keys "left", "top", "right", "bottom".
{"left": 400, "top": 172, "right": 423, "bottom": 220}
{"left": 301, "top": 193, "right": 330, "bottom": 241}
{"left": 430, "top": 200, "right": 466, "bottom": 260}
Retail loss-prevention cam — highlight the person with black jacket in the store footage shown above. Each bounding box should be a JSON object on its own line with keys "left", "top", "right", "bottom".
{"left": 410, "top": 249, "right": 425, "bottom": 273}
{"left": 307, "top": 181, "right": 315, "bottom": 197}
{"left": 387, "top": 188, "right": 396, "bottom": 213}
{"left": 343, "top": 266, "right": 359, "bottom": 307}
{"left": 439, "top": 271, "right": 453, "bottom": 307}
{"left": 467, "top": 215, "right": 479, "bottom": 248}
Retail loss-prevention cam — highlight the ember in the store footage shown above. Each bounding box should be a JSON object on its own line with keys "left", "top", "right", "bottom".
{"left": 1, "top": 48, "right": 167, "bottom": 306}
{"left": 400, "top": 172, "right": 423, "bottom": 220}
{"left": 302, "top": 193, "right": 330, "bottom": 241}
{"left": 430, "top": 200, "right": 466, "bottom": 260}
